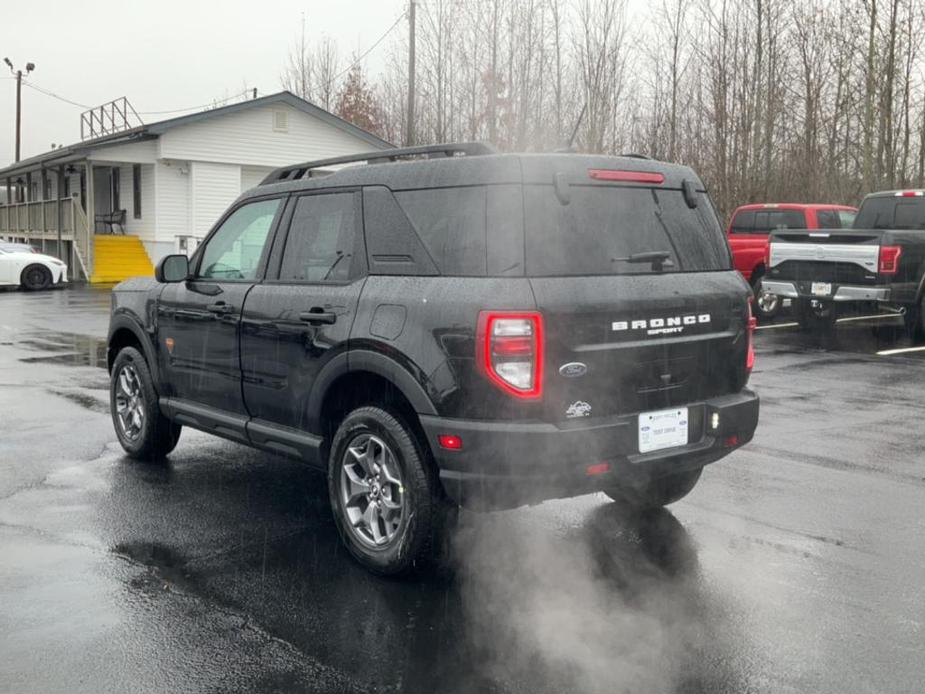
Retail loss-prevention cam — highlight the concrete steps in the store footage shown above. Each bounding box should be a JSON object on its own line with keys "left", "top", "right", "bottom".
{"left": 90, "top": 235, "right": 154, "bottom": 284}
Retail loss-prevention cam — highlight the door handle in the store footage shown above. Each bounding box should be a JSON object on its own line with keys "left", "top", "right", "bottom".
{"left": 300, "top": 308, "right": 337, "bottom": 325}
{"left": 206, "top": 301, "right": 234, "bottom": 315}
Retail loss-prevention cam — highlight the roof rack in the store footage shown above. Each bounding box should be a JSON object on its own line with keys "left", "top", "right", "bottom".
{"left": 261, "top": 141, "right": 498, "bottom": 185}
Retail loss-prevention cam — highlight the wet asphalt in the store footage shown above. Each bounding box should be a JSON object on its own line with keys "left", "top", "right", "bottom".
{"left": 1, "top": 286, "right": 924, "bottom": 694}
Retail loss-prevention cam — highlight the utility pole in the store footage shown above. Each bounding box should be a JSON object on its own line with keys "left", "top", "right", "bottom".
{"left": 4, "top": 58, "right": 35, "bottom": 163}
{"left": 406, "top": 0, "right": 416, "bottom": 147}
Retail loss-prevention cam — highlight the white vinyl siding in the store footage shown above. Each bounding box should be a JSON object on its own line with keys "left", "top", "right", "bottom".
{"left": 241, "top": 166, "right": 274, "bottom": 191}
{"left": 90, "top": 140, "right": 157, "bottom": 164}
{"left": 158, "top": 103, "right": 371, "bottom": 168}
{"left": 190, "top": 162, "right": 241, "bottom": 237}
{"left": 155, "top": 160, "right": 190, "bottom": 244}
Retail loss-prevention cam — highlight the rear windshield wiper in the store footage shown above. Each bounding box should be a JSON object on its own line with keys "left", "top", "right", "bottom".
{"left": 612, "top": 250, "right": 675, "bottom": 271}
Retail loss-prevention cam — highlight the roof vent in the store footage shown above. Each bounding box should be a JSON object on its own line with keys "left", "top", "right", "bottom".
{"left": 273, "top": 110, "right": 289, "bottom": 133}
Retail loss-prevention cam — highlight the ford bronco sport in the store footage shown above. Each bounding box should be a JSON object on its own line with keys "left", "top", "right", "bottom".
{"left": 107, "top": 143, "right": 760, "bottom": 574}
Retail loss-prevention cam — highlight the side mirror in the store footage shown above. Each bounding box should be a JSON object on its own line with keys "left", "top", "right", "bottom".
{"left": 155, "top": 254, "right": 190, "bottom": 283}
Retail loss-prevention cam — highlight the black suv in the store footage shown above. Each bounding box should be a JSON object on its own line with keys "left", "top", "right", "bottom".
{"left": 107, "top": 143, "right": 759, "bottom": 574}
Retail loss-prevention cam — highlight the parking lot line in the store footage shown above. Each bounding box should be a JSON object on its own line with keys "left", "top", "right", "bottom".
{"left": 756, "top": 322, "right": 799, "bottom": 330}
{"left": 876, "top": 345, "right": 925, "bottom": 356}
{"left": 836, "top": 313, "right": 900, "bottom": 324}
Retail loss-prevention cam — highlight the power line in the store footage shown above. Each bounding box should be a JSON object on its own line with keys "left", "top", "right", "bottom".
{"left": 18, "top": 11, "right": 408, "bottom": 120}
{"left": 22, "top": 80, "right": 91, "bottom": 109}
{"left": 323, "top": 9, "right": 408, "bottom": 90}
{"left": 135, "top": 90, "right": 252, "bottom": 115}
{"left": 21, "top": 80, "right": 253, "bottom": 117}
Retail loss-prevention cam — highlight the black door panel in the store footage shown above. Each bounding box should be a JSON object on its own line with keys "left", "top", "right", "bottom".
{"left": 241, "top": 191, "right": 365, "bottom": 434}
{"left": 157, "top": 281, "right": 252, "bottom": 415}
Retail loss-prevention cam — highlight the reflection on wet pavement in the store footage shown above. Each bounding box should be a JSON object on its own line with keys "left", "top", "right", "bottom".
{"left": 14, "top": 332, "right": 108, "bottom": 367}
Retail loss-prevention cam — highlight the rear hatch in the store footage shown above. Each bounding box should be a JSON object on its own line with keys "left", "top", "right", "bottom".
{"left": 768, "top": 230, "right": 884, "bottom": 286}
{"left": 519, "top": 157, "right": 750, "bottom": 426}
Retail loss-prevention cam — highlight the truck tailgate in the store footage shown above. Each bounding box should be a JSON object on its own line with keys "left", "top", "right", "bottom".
{"left": 768, "top": 230, "right": 883, "bottom": 287}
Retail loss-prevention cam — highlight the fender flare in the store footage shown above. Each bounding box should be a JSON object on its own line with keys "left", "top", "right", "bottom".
{"left": 107, "top": 313, "right": 159, "bottom": 384}
{"left": 305, "top": 349, "right": 438, "bottom": 432}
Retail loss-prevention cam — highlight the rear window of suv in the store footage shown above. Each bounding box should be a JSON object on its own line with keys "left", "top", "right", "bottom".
{"left": 523, "top": 185, "right": 730, "bottom": 276}
{"left": 854, "top": 197, "right": 925, "bottom": 230}
{"left": 731, "top": 208, "right": 806, "bottom": 233}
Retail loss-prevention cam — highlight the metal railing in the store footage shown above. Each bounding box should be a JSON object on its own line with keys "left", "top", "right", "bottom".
{"left": 0, "top": 198, "right": 91, "bottom": 279}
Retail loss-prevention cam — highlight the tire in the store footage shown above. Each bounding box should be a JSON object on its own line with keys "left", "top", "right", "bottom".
{"left": 794, "top": 298, "right": 837, "bottom": 332}
{"left": 21, "top": 264, "right": 52, "bottom": 291}
{"left": 110, "top": 346, "right": 181, "bottom": 460}
{"left": 752, "top": 280, "right": 780, "bottom": 322}
{"left": 328, "top": 406, "right": 452, "bottom": 575}
{"left": 603, "top": 467, "right": 702, "bottom": 508}
{"left": 903, "top": 299, "right": 925, "bottom": 342}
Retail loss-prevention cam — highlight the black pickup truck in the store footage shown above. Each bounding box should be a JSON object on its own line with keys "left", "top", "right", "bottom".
{"left": 107, "top": 143, "right": 760, "bottom": 574}
{"left": 764, "top": 189, "right": 925, "bottom": 336}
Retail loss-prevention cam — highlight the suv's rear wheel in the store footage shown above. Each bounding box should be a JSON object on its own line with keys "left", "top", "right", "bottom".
{"left": 328, "top": 406, "right": 450, "bottom": 575}
{"left": 110, "top": 347, "right": 181, "bottom": 460}
{"left": 603, "top": 467, "right": 702, "bottom": 508}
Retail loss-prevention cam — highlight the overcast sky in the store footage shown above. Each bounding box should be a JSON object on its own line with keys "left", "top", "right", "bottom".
{"left": 0, "top": 0, "right": 406, "bottom": 165}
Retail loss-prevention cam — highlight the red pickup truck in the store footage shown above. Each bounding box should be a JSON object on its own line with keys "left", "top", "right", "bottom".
{"left": 727, "top": 203, "right": 857, "bottom": 319}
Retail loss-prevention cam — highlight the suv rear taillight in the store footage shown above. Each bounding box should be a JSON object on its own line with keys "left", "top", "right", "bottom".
{"left": 477, "top": 311, "right": 543, "bottom": 399}
{"left": 878, "top": 245, "right": 902, "bottom": 275}
{"left": 746, "top": 300, "right": 757, "bottom": 374}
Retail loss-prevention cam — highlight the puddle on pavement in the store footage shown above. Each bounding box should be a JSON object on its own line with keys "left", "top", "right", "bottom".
{"left": 47, "top": 388, "right": 110, "bottom": 414}
{"left": 112, "top": 541, "right": 195, "bottom": 593}
{"left": 15, "top": 332, "right": 108, "bottom": 368}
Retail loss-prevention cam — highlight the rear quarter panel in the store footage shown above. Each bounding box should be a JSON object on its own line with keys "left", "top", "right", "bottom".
{"left": 350, "top": 276, "right": 538, "bottom": 420}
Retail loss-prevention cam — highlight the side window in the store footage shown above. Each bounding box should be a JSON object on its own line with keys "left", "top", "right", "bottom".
{"left": 768, "top": 210, "right": 805, "bottom": 230}
{"left": 279, "top": 193, "right": 358, "bottom": 282}
{"left": 197, "top": 198, "right": 281, "bottom": 280}
{"left": 838, "top": 210, "right": 856, "bottom": 228}
{"left": 394, "top": 187, "right": 487, "bottom": 276}
{"left": 730, "top": 210, "right": 755, "bottom": 234}
{"left": 816, "top": 210, "right": 840, "bottom": 229}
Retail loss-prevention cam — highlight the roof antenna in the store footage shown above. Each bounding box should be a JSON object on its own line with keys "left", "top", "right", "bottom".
{"left": 556, "top": 103, "right": 586, "bottom": 153}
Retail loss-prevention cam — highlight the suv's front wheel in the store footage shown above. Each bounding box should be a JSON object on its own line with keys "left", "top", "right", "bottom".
{"left": 110, "top": 347, "right": 181, "bottom": 460}
{"left": 328, "top": 406, "right": 450, "bottom": 575}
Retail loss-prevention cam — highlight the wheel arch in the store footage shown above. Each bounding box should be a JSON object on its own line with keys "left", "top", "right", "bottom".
{"left": 310, "top": 350, "right": 438, "bottom": 461}
{"left": 107, "top": 315, "right": 159, "bottom": 383}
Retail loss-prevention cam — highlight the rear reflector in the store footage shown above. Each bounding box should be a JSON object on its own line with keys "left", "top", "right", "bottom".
{"left": 437, "top": 434, "right": 463, "bottom": 450}
{"left": 588, "top": 169, "right": 665, "bottom": 184}
{"left": 746, "top": 301, "right": 757, "bottom": 373}
{"left": 723, "top": 435, "right": 739, "bottom": 447}
{"left": 586, "top": 463, "right": 610, "bottom": 476}
{"left": 879, "top": 245, "right": 902, "bottom": 275}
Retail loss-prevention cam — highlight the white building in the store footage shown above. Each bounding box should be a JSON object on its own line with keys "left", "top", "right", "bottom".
{"left": 0, "top": 91, "right": 391, "bottom": 282}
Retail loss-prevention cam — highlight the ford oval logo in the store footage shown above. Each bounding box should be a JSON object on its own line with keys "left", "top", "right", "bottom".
{"left": 559, "top": 362, "right": 588, "bottom": 378}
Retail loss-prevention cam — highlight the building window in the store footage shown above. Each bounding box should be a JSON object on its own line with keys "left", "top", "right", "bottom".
{"left": 132, "top": 165, "right": 142, "bottom": 219}
{"left": 273, "top": 110, "right": 289, "bottom": 132}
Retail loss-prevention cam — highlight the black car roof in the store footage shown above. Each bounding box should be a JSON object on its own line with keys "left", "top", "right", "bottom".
{"left": 239, "top": 144, "right": 705, "bottom": 202}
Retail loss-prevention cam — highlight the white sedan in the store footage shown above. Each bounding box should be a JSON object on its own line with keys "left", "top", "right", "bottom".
{"left": 0, "top": 246, "right": 68, "bottom": 290}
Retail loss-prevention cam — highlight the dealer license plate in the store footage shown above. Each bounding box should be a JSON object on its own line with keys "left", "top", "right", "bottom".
{"left": 811, "top": 282, "right": 832, "bottom": 296}
{"left": 638, "top": 407, "right": 689, "bottom": 453}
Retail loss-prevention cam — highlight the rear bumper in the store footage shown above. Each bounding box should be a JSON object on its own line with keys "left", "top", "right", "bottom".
{"left": 421, "top": 389, "right": 759, "bottom": 508}
{"left": 762, "top": 280, "right": 889, "bottom": 302}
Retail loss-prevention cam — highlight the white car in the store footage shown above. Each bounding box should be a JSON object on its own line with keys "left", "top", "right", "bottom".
{"left": 0, "top": 247, "right": 68, "bottom": 290}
